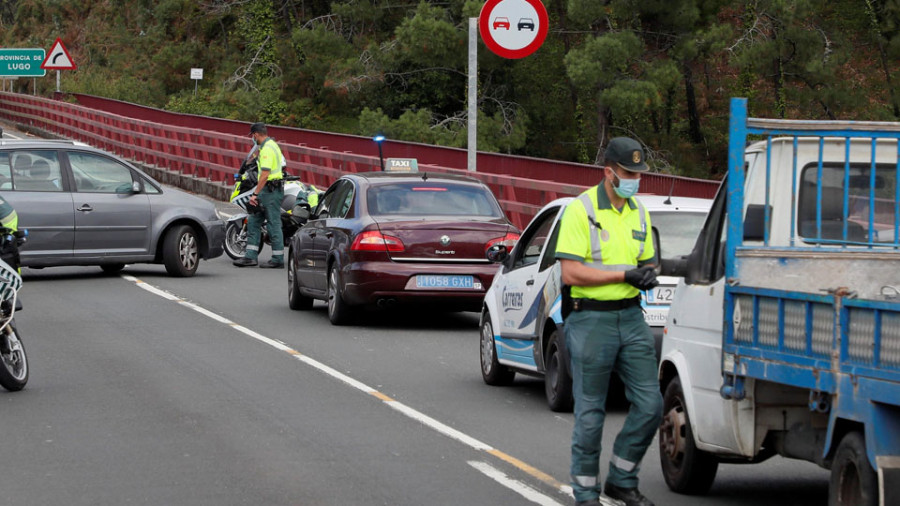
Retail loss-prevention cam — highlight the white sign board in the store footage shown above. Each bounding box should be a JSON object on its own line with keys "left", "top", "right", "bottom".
{"left": 190, "top": 68, "right": 203, "bottom": 80}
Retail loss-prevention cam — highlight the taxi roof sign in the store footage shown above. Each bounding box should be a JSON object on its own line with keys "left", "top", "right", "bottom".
{"left": 385, "top": 158, "right": 418, "bottom": 173}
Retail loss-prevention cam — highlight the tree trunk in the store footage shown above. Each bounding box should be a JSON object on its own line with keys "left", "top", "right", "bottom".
{"left": 682, "top": 62, "right": 704, "bottom": 144}
{"left": 596, "top": 102, "right": 610, "bottom": 164}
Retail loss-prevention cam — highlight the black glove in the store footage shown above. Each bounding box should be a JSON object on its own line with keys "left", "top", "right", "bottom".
{"left": 624, "top": 265, "right": 659, "bottom": 291}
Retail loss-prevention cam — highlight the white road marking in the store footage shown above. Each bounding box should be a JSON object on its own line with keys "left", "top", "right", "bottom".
{"left": 122, "top": 274, "right": 572, "bottom": 503}
{"left": 468, "top": 461, "right": 564, "bottom": 506}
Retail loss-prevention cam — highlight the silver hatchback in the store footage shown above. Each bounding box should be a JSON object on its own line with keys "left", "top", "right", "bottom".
{"left": 0, "top": 140, "right": 225, "bottom": 276}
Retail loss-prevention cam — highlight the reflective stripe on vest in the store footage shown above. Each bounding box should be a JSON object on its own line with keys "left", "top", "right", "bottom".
{"left": 576, "top": 193, "right": 646, "bottom": 272}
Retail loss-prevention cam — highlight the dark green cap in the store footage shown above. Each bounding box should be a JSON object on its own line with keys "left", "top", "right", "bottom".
{"left": 605, "top": 137, "right": 649, "bottom": 173}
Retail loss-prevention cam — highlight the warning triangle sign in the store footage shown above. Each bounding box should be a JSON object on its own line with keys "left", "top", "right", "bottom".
{"left": 41, "top": 38, "right": 77, "bottom": 70}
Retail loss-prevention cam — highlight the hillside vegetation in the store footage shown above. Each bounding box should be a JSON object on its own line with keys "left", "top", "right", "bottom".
{"left": 2, "top": 0, "right": 899, "bottom": 179}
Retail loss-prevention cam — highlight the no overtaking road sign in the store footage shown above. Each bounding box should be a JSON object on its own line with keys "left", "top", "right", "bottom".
{"left": 479, "top": 0, "right": 548, "bottom": 59}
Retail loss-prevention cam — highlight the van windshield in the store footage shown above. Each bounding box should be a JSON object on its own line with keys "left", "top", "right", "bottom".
{"left": 651, "top": 211, "right": 708, "bottom": 258}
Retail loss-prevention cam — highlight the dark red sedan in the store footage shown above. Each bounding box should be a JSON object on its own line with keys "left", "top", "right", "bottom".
{"left": 287, "top": 172, "right": 520, "bottom": 325}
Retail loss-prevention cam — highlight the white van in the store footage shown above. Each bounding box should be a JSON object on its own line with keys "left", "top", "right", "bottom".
{"left": 479, "top": 194, "right": 713, "bottom": 411}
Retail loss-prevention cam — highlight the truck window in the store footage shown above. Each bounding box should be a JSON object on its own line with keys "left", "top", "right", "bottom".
{"left": 683, "top": 183, "right": 727, "bottom": 285}
{"left": 797, "top": 164, "right": 897, "bottom": 244}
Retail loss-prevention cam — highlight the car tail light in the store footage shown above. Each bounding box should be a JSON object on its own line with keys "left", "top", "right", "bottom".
{"left": 351, "top": 231, "right": 405, "bottom": 252}
{"left": 485, "top": 232, "right": 520, "bottom": 252}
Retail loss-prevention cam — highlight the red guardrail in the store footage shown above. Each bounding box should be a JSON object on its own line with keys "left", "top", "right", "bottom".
{"left": 0, "top": 92, "right": 719, "bottom": 228}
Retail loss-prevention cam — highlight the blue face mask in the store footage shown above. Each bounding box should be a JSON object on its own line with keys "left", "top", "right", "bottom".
{"left": 609, "top": 169, "right": 640, "bottom": 198}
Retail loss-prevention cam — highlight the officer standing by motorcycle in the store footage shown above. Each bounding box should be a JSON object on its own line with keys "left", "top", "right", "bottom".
{"left": 233, "top": 122, "right": 286, "bottom": 268}
{"left": 554, "top": 137, "right": 662, "bottom": 506}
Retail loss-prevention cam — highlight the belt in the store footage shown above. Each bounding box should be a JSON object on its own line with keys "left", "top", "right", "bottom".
{"left": 265, "top": 179, "right": 284, "bottom": 191}
{"left": 572, "top": 296, "right": 641, "bottom": 312}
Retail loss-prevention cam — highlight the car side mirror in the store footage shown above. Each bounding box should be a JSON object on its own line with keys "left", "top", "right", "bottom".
{"left": 116, "top": 182, "right": 140, "bottom": 194}
{"left": 660, "top": 257, "right": 689, "bottom": 277}
{"left": 486, "top": 244, "right": 509, "bottom": 263}
{"left": 293, "top": 205, "right": 310, "bottom": 221}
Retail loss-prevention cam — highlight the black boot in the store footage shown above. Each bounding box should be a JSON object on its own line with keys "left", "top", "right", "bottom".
{"left": 233, "top": 257, "right": 258, "bottom": 267}
{"left": 603, "top": 484, "right": 654, "bottom": 506}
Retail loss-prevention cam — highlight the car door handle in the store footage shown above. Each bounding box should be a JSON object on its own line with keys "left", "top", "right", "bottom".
{"left": 77, "top": 204, "right": 93, "bottom": 212}
{"left": 324, "top": 231, "right": 333, "bottom": 239}
{"left": 308, "top": 230, "right": 317, "bottom": 238}
{"left": 526, "top": 279, "right": 535, "bottom": 286}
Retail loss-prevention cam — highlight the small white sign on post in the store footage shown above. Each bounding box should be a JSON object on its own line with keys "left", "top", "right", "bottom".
{"left": 190, "top": 68, "right": 203, "bottom": 96}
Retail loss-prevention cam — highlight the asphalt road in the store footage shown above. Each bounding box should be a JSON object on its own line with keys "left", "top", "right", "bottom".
{"left": 0, "top": 118, "right": 829, "bottom": 505}
{"left": 0, "top": 255, "right": 830, "bottom": 506}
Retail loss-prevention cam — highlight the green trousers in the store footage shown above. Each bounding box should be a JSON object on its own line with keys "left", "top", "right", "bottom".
{"left": 565, "top": 305, "right": 663, "bottom": 502}
{"left": 245, "top": 188, "right": 285, "bottom": 262}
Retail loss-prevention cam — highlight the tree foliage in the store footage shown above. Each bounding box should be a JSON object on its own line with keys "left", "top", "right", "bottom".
{"left": 1, "top": 0, "right": 898, "bottom": 178}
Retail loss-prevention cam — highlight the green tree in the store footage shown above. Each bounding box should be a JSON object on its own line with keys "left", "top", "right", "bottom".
{"left": 730, "top": 0, "right": 863, "bottom": 119}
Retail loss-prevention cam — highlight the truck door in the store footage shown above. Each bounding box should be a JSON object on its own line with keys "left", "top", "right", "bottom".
{"left": 663, "top": 182, "right": 749, "bottom": 453}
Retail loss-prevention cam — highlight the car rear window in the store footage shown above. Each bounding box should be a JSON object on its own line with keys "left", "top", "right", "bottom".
{"left": 368, "top": 182, "right": 503, "bottom": 217}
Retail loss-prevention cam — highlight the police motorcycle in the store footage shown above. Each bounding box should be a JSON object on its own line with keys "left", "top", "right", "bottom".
{"left": 0, "top": 227, "right": 28, "bottom": 391}
{"left": 224, "top": 148, "right": 321, "bottom": 259}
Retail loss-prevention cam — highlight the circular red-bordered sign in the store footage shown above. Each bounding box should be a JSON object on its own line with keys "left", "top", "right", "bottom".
{"left": 479, "top": 0, "right": 549, "bottom": 59}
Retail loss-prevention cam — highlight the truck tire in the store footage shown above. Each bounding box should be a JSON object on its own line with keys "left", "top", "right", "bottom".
{"left": 480, "top": 316, "right": 515, "bottom": 386}
{"left": 829, "top": 431, "right": 877, "bottom": 506}
{"left": 544, "top": 329, "right": 573, "bottom": 412}
{"left": 659, "top": 377, "right": 718, "bottom": 494}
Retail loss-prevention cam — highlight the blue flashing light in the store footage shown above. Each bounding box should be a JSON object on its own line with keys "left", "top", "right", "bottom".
{"left": 373, "top": 135, "right": 386, "bottom": 143}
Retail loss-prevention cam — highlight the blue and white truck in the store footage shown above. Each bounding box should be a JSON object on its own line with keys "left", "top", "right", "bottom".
{"left": 657, "top": 98, "right": 900, "bottom": 505}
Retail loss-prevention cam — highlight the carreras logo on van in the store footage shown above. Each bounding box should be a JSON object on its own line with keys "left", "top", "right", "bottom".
{"left": 502, "top": 287, "right": 524, "bottom": 311}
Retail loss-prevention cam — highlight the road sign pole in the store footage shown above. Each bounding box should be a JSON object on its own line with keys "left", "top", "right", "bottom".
{"left": 467, "top": 17, "right": 477, "bottom": 173}
{"left": 56, "top": 70, "right": 60, "bottom": 93}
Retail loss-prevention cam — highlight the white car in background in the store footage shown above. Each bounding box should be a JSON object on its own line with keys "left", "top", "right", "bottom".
{"left": 479, "top": 194, "right": 714, "bottom": 411}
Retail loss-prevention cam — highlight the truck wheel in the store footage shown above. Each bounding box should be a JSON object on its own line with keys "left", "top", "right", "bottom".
{"left": 544, "top": 329, "right": 573, "bottom": 412}
{"left": 659, "top": 377, "right": 718, "bottom": 494}
{"left": 829, "top": 431, "right": 877, "bottom": 506}
{"left": 480, "top": 316, "right": 514, "bottom": 386}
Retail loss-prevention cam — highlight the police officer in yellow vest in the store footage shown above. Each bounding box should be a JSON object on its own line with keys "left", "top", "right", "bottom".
{"left": 555, "top": 137, "right": 662, "bottom": 506}
{"left": 233, "top": 122, "right": 286, "bottom": 268}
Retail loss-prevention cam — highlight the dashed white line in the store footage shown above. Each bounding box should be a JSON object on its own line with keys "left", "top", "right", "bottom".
{"left": 122, "top": 274, "right": 573, "bottom": 503}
